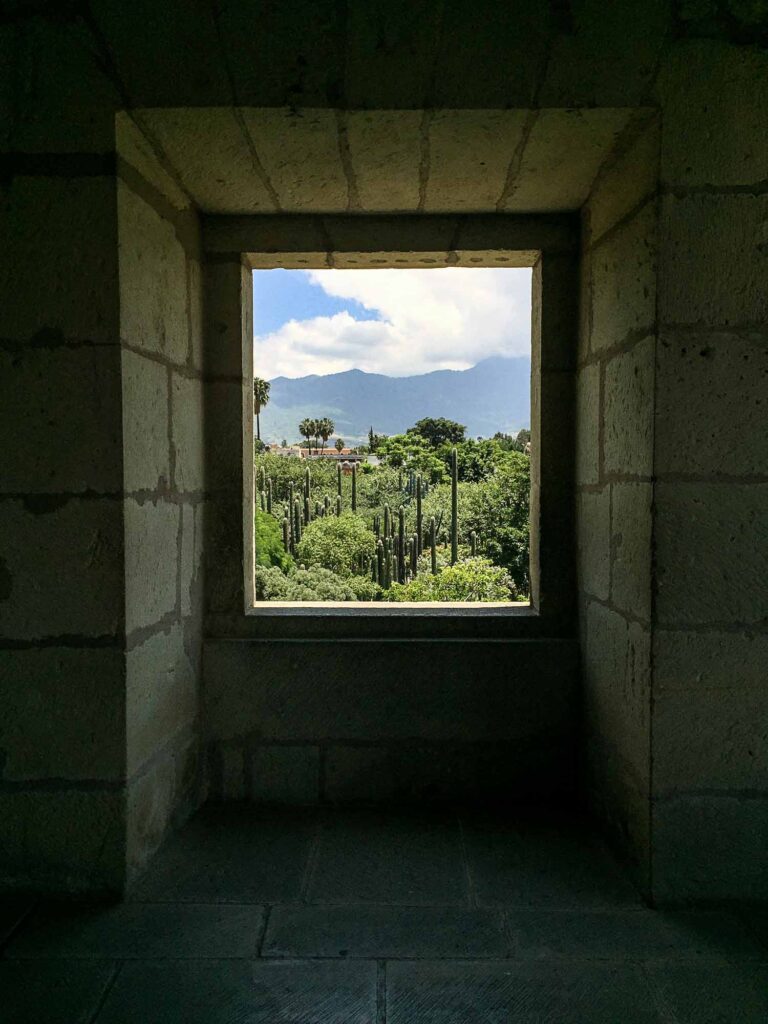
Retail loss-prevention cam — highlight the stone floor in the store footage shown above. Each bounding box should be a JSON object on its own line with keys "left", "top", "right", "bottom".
{"left": 1, "top": 804, "right": 767, "bottom": 1023}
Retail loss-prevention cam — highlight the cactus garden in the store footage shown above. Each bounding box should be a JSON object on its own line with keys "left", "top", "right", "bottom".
{"left": 254, "top": 418, "right": 530, "bottom": 603}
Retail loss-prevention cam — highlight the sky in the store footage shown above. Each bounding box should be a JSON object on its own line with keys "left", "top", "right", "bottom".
{"left": 253, "top": 267, "right": 531, "bottom": 380}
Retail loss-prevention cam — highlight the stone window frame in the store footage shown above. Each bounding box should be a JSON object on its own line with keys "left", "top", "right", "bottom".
{"left": 202, "top": 213, "right": 578, "bottom": 640}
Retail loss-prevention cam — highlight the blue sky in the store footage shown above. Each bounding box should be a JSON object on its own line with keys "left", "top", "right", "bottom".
{"left": 253, "top": 268, "right": 532, "bottom": 380}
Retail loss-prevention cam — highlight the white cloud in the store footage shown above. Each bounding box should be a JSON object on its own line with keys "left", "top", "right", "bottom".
{"left": 254, "top": 267, "right": 531, "bottom": 379}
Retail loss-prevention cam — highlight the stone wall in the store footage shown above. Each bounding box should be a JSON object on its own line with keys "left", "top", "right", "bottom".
{"left": 116, "top": 117, "right": 206, "bottom": 881}
{"left": 204, "top": 639, "right": 578, "bottom": 806}
{"left": 576, "top": 116, "right": 659, "bottom": 893}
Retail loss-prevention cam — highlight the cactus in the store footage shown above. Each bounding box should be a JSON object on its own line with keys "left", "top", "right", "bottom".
{"left": 351, "top": 463, "right": 357, "bottom": 512}
{"left": 293, "top": 497, "right": 302, "bottom": 544}
{"left": 324, "top": 494, "right": 331, "bottom": 515}
{"left": 374, "top": 513, "right": 380, "bottom": 539}
{"left": 304, "top": 495, "right": 311, "bottom": 525}
{"left": 282, "top": 516, "right": 290, "bottom": 553}
{"left": 337, "top": 462, "right": 342, "bottom": 498}
{"left": 259, "top": 465, "right": 266, "bottom": 492}
{"left": 398, "top": 470, "right": 403, "bottom": 492}
{"left": 288, "top": 480, "right": 294, "bottom": 508}
{"left": 416, "top": 473, "right": 423, "bottom": 554}
{"left": 450, "top": 446, "right": 458, "bottom": 565}
{"left": 259, "top": 489, "right": 266, "bottom": 512}
{"left": 304, "top": 466, "right": 311, "bottom": 500}
{"left": 383, "top": 502, "right": 391, "bottom": 540}
{"left": 267, "top": 479, "right": 273, "bottom": 513}
{"left": 335, "top": 494, "right": 342, "bottom": 517}
{"left": 315, "top": 500, "right": 322, "bottom": 519}
{"left": 376, "top": 539, "right": 384, "bottom": 586}
{"left": 398, "top": 505, "right": 406, "bottom": 582}
{"left": 410, "top": 535, "right": 418, "bottom": 576}
{"left": 430, "top": 516, "right": 437, "bottom": 575}
{"left": 470, "top": 530, "right": 477, "bottom": 556}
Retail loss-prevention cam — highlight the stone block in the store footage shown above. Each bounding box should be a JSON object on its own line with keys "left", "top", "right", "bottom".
{"left": 656, "top": 40, "right": 768, "bottom": 188}
{"left": 653, "top": 688, "right": 768, "bottom": 792}
{"left": 124, "top": 497, "right": 180, "bottom": 634}
{"left": 121, "top": 348, "right": 170, "bottom": 493}
{"left": 180, "top": 503, "right": 203, "bottom": 620}
{"left": 126, "top": 624, "right": 197, "bottom": 776}
{"left": 188, "top": 257, "right": 204, "bottom": 372}
{"left": 387, "top": 960, "right": 657, "bottom": 1024}
{"left": 653, "top": 794, "right": 768, "bottom": 903}
{"left": 171, "top": 372, "right": 204, "bottom": 493}
{"left": 0, "top": 498, "right": 123, "bottom": 641}
{"left": 136, "top": 108, "right": 276, "bottom": 214}
{"left": 538, "top": 252, "right": 579, "bottom": 372}
{"left": 659, "top": 194, "right": 768, "bottom": 327}
{"left": 610, "top": 482, "right": 652, "bottom": 622}
{"left": 345, "top": 110, "right": 421, "bottom": 211}
{"left": 591, "top": 203, "right": 657, "bottom": 353}
{"left": 0, "top": 788, "right": 124, "bottom": 894}
{"left": 0, "top": 647, "right": 124, "bottom": 782}
{"left": 250, "top": 745, "right": 319, "bottom": 804}
{"left": 654, "top": 482, "right": 768, "bottom": 626}
{"left": 7, "top": 902, "right": 263, "bottom": 960}
{"left": 126, "top": 725, "right": 199, "bottom": 881}
{"left": 653, "top": 629, "right": 768, "bottom": 694}
{"left": 115, "top": 112, "right": 191, "bottom": 213}
{"left": 264, "top": 904, "right": 506, "bottom": 959}
{"left": 587, "top": 118, "right": 659, "bottom": 246}
{"left": 0, "top": 176, "right": 119, "bottom": 344}
{"left": 424, "top": 110, "right": 528, "bottom": 212}
{"left": 576, "top": 487, "right": 610, "bottom": 601}
{"left": 510, "top": 109, "right": 631, "bottom": 212}
{"left": 203, "top": 639, "right": 577, "bottom": 744}
{"left": 242, "top": 108, "right": 347, "bottom": 212}
{"left": 582, "top": 601, "right": 651, "bottom": 782}
{"left": 203, "top": 259, "right": 249, "bottom": 380}
{"left": 575, "top": 363, "right": 600, "bottom": 486}
{"left": 655, "top": 329, "right": 768, "bottom": 476}
{"left": 118, "top": 181, "right": 189, "bottom": 364}
{"left": 0, "top": 346, "right": 123, "bottom": 494}
{"left": 603, "top": 335, "right": 654, "bottom": 478}
{"left": 97, "top": 959, "right": 376, "bottom": 1024}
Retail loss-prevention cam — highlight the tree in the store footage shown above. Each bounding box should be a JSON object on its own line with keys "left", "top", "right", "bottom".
{"left": 408, "top": 417, "right": 466, "bottom": 448}
{"left": 387, "top": 558, "right": 514, "bottom": 602}
{"left": 281, "top": 438, "right": 288, "bottom": 448}
{"left": 317, "top": 417, "right": 334, "bottom": 453}
{"left": 253, "top": 377, "right": 271, "bottom": 441}
{"left": 334, "top": 437, "right": 345, "bottom": 452}
{"left": 299, "top": 417, "right": 315, "bottom": 454}
{"left": 295, "top": 513, "right": 376, "bottom": 577}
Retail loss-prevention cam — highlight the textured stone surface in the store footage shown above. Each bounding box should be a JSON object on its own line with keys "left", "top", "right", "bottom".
{"left": 653, "top": 629, "right": 768, "bottom": 694}
{"left": 250, "top": 745, "right": 320, "bottom": 804}
{"left": 587, "top": 118, "right": 659, "bottom": 245}
{"left": 575, "top": 363, "right": 600, "bottom": 485}
{"left": 123, "top": 498, "right": 180, "bottom": 634}
{"left": 129, "top": 805, "right": 315, "bottom": 903}
{"left": 655, "top": 329, "right": 768, "bottom": 476}
{"left": 7, "top": 902, "right": 262, "bottom": 959}
{"left": 644, "top": 962, "right": 768, "bottom": 1024}
{"left": 576, "top": 488, "right": 610, "bottom": 601}
{"left": 264, "top": 905, "right": 507, "bottom": 959}
{"left": 610, "top": 482, "right": 652, "bottom": 622}
{"left": 603, "top": 335, "right": 655, "bottom": 478}
{"left": 387, "top": 960, "right": 659, "bottom": 1024}
{"left": 0, "top": 959, "right": 116, "bottom": 1024}
{"left": 170, "top": 373, "right": 204, "bottom": 492}
{"left": 654, "top": 482, "right": 768, "bottom": 626}
{"left": 0, "top": 647, "right": 124, "bottom": 782}
{"left": 98, "top": 959, "right": 377, "bottom": 1024}
{"left": 121, "top": 348, "right": 169, "bottom": 493}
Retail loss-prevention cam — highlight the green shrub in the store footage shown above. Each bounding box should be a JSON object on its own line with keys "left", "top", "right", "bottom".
{"left": 254, "top": 509, "right": 293, "bottom": 571}
{"left": 255, "top": 565, "right": 360, "bottom": 601}
{"left": 387, "top": 557, "right": 514, "bottom": 602}
{"left": 346, "top": 575, "right": 383, "bottom": 601}
{"left": 295, "top": 513, "right": 376, "bottom": 577}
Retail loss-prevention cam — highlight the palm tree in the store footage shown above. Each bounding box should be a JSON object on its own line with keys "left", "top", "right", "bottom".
{"left": 311, "top": 418, "right": 321, "bottom": 455}
{"left": 318, "top": 417, "right": 334, "bottom": 453}
{"left": 253, "top": 377, "right": 271, "bottom": 441}
{"left": 299, "top": 417, "right": 314, "bottom": 454}
{"left": 334, "top": 437, "right": 344, "bottom": 452}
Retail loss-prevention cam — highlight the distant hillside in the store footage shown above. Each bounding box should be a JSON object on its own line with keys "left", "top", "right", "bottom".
{"left": 260, "top": 356, "right": 530, "bottom": 444}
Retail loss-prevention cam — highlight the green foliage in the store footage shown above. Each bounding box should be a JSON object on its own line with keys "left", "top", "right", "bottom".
{"left": 376, "top": 433, "right": 444, "bottom": 481}
{"left": 387, "top": 558, "right": 514, "bottom": 602}
{"left": 408, "top": 417, "right": 466, "bottom": 447}
{"left": 254, "top": 509, "right": 293, "bottom": 571}
{"left": 255, "top": 564, "right": 361, "bottom": 601}
{"left": 295, "top": 513, "right": 376, "bottom": 577}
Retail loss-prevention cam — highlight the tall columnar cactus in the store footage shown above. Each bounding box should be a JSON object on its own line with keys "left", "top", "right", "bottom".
{"left": 430, "top": 516, "right": 437, "bottom": 575}
{"left": 267, "top": 479, "right": 273, "bottom": 513}
{"left": 383, "top": 503, "right": 391, "bottom": 540}
{"left": 450, "top": 446, "right": 458, "bottom": 565}
{"left": 304, "top": 495, "right": 311, "bottom": 525}
{"left": 416, "top": 474, "right": 423, "bottom": 554}
{"left": 351, "top": 463, "right": 357, "bottom": 512}
{"left": 374, "top": 513, "right": 380, "bottom": 539}
{"left": 288, "top": 480, "right": 294, "bottom": 508}
{"left": 293, "top": 497, "right": 302, "bottom": 544}
{"left": 260, "top": 489, "right": 266, "bottom": 512}
{"left": 259, "top": 465, "right": 266, "bottom": 493}
{"left": 315, "top": 500, "right": 322, "bottom": 519}
{"left": 337, "top": 463, "right": 342, "bottom": 498}
{"left": 305, "top": 466, "right": 311, "bottom": 500}
{"left": 376, "top": 539, "right": 384, "bottom": 586}
{"left": 335, "top": 494, "right": 342, "bottom": 517}
{"left": 470, "top": 530, "right": 477, "bottom": 556}
{"left": 282, "top": 517, "right": 290, "bottom": 553}
{"left": 398, "top": 505, "right": 405, "bottom": 583}
{"left": 410, "top": 535, "right": 418, "bottom": 576}
{"left": 324, "top": 494, "right": 331, "bottom": 515}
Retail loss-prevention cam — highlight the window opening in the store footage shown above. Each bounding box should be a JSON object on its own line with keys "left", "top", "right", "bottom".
{"left": 251, "top": 267, "right": 532, "bottom": 605}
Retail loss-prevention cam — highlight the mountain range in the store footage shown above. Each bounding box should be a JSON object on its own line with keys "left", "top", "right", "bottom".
{"left": 260, "top": 356, "right": 530, "bottom": 444}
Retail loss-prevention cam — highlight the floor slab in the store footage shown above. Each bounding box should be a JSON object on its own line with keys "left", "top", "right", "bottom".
{"left": 643, "top": 962, "right": 768, "bottom": 1023}
{"left": 0, "top": 959, "right": 116, "bottom": 1024}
